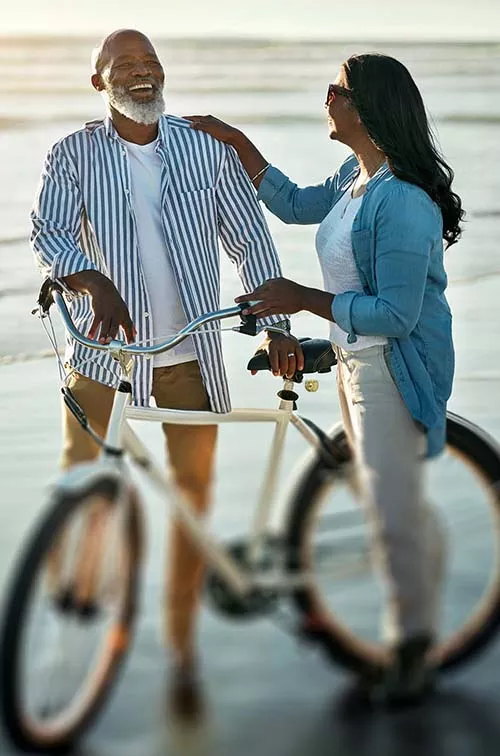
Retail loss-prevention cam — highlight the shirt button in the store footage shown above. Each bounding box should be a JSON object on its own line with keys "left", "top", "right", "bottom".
{"left": 144, "top": 312, "right": 150, "bottom": 317}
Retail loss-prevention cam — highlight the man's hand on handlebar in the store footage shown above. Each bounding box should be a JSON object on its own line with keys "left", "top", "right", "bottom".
{"left": 61, "top": 270, "right": 136, "bottom": 344}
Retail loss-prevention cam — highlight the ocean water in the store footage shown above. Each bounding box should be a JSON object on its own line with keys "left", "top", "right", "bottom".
{"left": 0, "top": 36, "right": 499, "bottom": 371}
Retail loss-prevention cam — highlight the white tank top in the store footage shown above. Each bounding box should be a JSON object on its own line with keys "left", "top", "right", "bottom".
{"left": 315, "top": 189, "right": 387, "bottom": 352}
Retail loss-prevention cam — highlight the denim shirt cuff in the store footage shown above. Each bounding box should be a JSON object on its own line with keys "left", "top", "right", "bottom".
{"left": 332, "top": 291, "right": 359, "bottom": 343}
{"left": 257, "top": 165, "right": 290, "bottom": 204}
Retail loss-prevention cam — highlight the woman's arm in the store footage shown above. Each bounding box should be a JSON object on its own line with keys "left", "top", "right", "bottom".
{"left": 185, "top": 114, "right": 348, "bottom": 225}
{"left": 235, "top": 188, "right": 440, "bottom": 342}
{"left": 186, "top": 115, "right": 269, "bottom": 188}
{"left": 235, "top": 277, "right": 335, "bottom": 322}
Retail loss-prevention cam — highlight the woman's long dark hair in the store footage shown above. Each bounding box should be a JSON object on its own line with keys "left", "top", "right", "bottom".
{"left": 343, "top": 53, "right": 464, "bottom": 247}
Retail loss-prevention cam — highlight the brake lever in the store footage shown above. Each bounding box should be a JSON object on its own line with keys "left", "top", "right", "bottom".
{"left": 36, "top": 278, "right": 64, "bottom": 314}
{"left": 232, "top": 300, "right": 262, "bottom": 336}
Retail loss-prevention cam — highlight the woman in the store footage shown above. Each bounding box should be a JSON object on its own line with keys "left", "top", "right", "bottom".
{"left": 187, "top": 53, "right": 463, "bottom": 704}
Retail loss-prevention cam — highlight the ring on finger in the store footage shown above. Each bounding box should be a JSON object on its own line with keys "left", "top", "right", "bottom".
{"left": 287, "top": 352, "right": 295, "bottom": 357}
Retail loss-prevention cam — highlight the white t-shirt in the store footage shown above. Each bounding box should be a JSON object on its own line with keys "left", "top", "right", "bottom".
{"left": 316, "top": 189, "right": 387, "bottom": 352}
{"left": 120, "top": 136, "right": 196, "bottom": 368}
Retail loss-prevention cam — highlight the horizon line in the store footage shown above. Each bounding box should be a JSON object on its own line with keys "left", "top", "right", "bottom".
{"left": 1, "top": 31, "right": 499, "bottom": 45}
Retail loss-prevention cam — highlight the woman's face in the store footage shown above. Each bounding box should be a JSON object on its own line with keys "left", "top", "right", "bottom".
{"left": 326, "top": 69, "right": 360, "bottom": 144}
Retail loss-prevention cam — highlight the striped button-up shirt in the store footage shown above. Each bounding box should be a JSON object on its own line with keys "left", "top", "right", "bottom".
{"left": 31, "top": 114, "right": 285, "bottom": 412}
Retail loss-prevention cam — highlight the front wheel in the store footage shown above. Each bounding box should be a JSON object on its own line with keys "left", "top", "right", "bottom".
{"left": 285, "top": 412, "right": 500, "bottom": 677}
{"left": 0, "top": 473, "right": 143, "bottom": 753}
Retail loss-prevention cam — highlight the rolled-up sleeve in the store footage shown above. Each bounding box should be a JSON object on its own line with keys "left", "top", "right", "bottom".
{"left": 31, "top": 141, "right": 96, "bottom": 281}
{"left": 332, "top": 189, "right": 439, "bottom": 339}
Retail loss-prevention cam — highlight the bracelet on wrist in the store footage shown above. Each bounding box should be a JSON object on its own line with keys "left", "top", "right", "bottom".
{"left": 250, "top": 163, "right": 270, "bottom": 183}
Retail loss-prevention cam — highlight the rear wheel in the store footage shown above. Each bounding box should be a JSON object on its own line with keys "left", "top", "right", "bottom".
{"left": 0, "top": 473, "right": 143, "bottom": 752}
{"left": 285, "top": 412, "right": 500, "bottom": 676}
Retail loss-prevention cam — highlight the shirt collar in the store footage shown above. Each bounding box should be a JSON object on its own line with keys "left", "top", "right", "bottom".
{"left": 102, "top": 114, "right": 169, "bottom": 150}
{"left": 104, "top": 115, "right": 117, "bottom": 138}
{"left": 365, "top": 162, "right": 391, "bottom": 192}
{"left": 157, "top": 115, "right": 169, "bottom": 148}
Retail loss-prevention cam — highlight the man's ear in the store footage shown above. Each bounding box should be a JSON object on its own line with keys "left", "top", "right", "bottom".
{"left": 91, "top": 73, "right": 104, "bottom": 92}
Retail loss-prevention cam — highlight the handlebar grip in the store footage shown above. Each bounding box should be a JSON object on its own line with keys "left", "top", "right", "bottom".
{"left": 38, "top": 278, "right": 63, "bottom": 313}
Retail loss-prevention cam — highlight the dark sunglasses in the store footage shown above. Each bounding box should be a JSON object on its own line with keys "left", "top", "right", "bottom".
{"left": 325, "top": 83, "right": 352, "bottom": 107}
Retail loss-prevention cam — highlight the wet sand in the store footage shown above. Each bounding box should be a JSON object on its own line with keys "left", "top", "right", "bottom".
{"left": 1, "top": 321, "right": 500, "bottom": 755}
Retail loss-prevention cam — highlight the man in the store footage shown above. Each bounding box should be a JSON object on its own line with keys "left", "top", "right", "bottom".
{"left": 31, "top": 29, "right": 302, "bottom": 719}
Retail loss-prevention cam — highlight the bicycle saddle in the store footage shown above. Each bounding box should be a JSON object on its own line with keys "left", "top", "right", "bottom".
{"left": 247, "top": 337, "right": 336, "bottom": 377}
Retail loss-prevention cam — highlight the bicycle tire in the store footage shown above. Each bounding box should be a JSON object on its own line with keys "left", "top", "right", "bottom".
{"left": 0, "top": 473, "right": 143, "bottom": 753}
{"left": 285, "top": 412, "right": 500, "bottom": 676}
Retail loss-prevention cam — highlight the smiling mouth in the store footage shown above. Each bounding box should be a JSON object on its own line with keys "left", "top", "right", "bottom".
{"left": 128, "top": 83, "right": 154, "bottom": 93}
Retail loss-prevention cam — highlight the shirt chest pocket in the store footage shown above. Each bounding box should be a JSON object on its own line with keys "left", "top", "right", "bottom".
{"left": 172, "top": 187, "right": 219, "bottom": 239}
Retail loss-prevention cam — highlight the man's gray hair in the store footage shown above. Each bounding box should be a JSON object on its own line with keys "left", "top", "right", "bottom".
{"left": 90, "top": 44, "right": 103, "bottom": 75}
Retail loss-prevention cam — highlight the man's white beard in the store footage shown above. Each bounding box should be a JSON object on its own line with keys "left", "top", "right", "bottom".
{"left": 104, "top": 85, "right": 165, "bottom": 125}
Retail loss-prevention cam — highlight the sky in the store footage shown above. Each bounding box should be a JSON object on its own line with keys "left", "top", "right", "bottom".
{"left": 2, "top": 0, "right": 500, "bottom": 40}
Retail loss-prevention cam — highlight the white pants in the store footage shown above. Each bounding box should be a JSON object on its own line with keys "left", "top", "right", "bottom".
{"left": 335, "top": 344, "right": 445, "bottom": 643}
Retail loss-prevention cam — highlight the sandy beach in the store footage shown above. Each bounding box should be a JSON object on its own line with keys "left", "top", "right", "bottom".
{"left": 1, "top": 343, "right": 500, "bottom": 755}
{"left": 1, "top": 35, "right": 500, "bottom": 755}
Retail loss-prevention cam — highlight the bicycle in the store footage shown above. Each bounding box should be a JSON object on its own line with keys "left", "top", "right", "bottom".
{"left": 1, "top": 279, "right": 500, "bottom": 752}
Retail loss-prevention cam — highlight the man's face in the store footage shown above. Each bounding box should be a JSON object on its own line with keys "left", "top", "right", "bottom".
{"left": 95, "top": 33, "right": 165, "bottom": 125}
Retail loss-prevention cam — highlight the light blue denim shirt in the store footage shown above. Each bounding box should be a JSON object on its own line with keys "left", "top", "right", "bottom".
{"left": 258, "top": 154, "right": 454, "bottom": 458}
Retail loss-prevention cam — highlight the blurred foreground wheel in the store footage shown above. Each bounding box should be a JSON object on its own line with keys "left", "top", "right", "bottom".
{"left": 0, "top": 474, "right": 143, "bottom": 752}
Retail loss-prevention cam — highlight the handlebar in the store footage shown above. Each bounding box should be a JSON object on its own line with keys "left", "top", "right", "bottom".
{"left": 40, "top": 280, "right": 261, "bottom": 356}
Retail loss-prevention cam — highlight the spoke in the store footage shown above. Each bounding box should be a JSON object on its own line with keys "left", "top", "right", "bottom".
{"left": 21, "top": 494, "right": 129, "bottom": 727}
{"left": 306, "top": 442, "right": 499, "bottom": 648}
{"left": 40, "top": 616, "right": 77, "bottom": 719}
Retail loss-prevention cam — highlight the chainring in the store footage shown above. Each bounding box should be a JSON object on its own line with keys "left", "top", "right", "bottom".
{"left": 204, "top": 536, "right": 281, "bottom": 619}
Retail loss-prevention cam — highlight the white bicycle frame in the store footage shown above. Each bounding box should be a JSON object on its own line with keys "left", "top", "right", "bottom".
{"left": 50, "top": 288, "right": 335, "bottom": 601}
